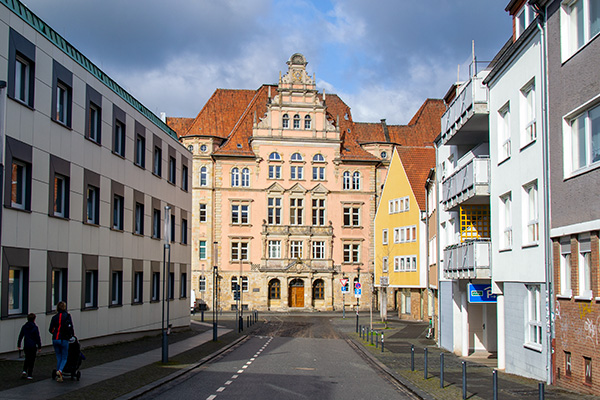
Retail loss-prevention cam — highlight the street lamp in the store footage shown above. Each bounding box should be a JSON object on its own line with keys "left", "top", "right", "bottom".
{"left": 161, "top": 205, "right": 171, "bottom": 363}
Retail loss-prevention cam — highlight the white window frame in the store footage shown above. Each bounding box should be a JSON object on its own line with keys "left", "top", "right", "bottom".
{"left": 241, "top": 168, "right": 250, "bottom": 187}
{"left": 56, "top": 81, "right": 69, "bottom": 125}
{"left": 133, "top": 271, "right": 143, "bottom": 303}
{"left": 88, "top": 103, "right": 100, "bottom": 143}
{"left": 382, "top": 257, "right": 389, "bottom": 272}
{"left": 312, "top": 166, "right": 325, "bottom": 180}
{"left": 290, "top": 197, "right": 303, "bottom": 225}
{"left": 343, "top": 205, "right": 360, "bottom": 227}
{"left": 523, "top": 181, "right": 539, "bottom": 245}
{"left": 199, "top": 240, "right": 207, "bottom": 260}
{"left": 561, "top": 0, "right": 600, "bottom": 60}
{"left": 393, "top": 228, "right": 400, "bottom": 244}
{"left": 290, "top": 240, "right": 303, "bottom": 259}
{"left": 343, "top": 243, "right": 360, "bottom": 264}
{"left": 231, "top": 241, "right": 249, "bottom": 261}
{"left": 498, "top": 103, "right": 511, "bottom": 161}
{"left": 231, "top": 202, "right": 250, "bottom": 225}
{"left": 382, "top": 229, "right": 388, "bottom": 245}
{"left": 352, "top": 171, "right": 361, "bottom": 190}
{"left": 343, "top": 171, "right": 351, "bottom": 190}
{"left": 393, "top": 256, "right": 400, "bottom": 272}
{"left": 231, "top": 167, "right": 240, "bottom": 187}
{"left": 290, "top": 165, "right": 304, "bottom": 180}
{"left": 579, "top": 250, "right": 592, "bottom": 297}
{"left": 268, "top": 197, "right": 282, "bottom": 225}
{"left": 304, "top": 115, "right": 311, "bottom": 129}
{"left": 311, "top": 198, "right": 325, "bottom": 226}
{"left": 268, "top": 240, "right": 281, "bottom": 259}
{"left": 500, "top": 192, "right": 512, "bottom": 250}
{"left": 269, "top": 165, "right": 281, "bottom": 179}
{"left": 560, "top": 251, "right": 572, "bottom": 297}
{"left": 15, "top": 55, "right": 30, "bottom": 104}
{"left": 526, "top": 285, "right": 543, "bottom": 349}
{"left": 11, "top": 160, "right": 27, "bottom": 210}
{"left": 199, "top": 276, "right": 206, "bottom": 292}
{"left": 312, "top": 241, "right": 325, "bottom": 259}
{"left": 520, "top": 80, "right": 537, "bottom": 147}
{"left": 199, "top": 204, "right": 207, "bottom": 223}
{"left": 200, "top": 166, "right": 208, "bottom": 186}
{"left": 564, "top": 101, "right": 600, "bottom": 176}
{"left": 516, "top": 4, "right": 535, "bottom": 39}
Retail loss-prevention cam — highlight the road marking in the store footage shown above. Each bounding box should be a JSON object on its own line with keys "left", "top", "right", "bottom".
{"left": 295, "top": 367, "right": 316, "bottom": 371}
{"left": 231, "top": 374, "right": 239, "bottom": 379}
{"left": 225, "top": 380, "right": 233, "bottom": 385}
{"left": 237, "top": 369, "right": 244, "bottom": 373}
{"left": 242, "top": 365, "right": 248, "bottom": 369}
{"left": 246, "top": 361, "right": 252, "bottom": 365}
{"left": 206, "top": 396, "right": 216, "bottom": 400}
{"left": 217, "top": 387, "right": 226, "bottom": 392}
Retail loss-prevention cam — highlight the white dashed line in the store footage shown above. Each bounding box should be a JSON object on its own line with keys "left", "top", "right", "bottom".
{"left": 225, "top": 380, "right": 233, "bottom": 385}
{"left": 231, "top": 374, "right": 239, "bottom": 379}
{"left": 217, "top": 387, "right": 226, "bottom": 392}
{"left": 237, "top": 369, "right": 244, "bottom": 373}
{"left": 206, "top": 396, "right": 217, "bottom": 400}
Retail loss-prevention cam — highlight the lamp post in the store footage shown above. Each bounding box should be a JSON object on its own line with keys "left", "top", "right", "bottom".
{"left": 161, "top": 205, "right": 171, "bottom": 363}
{"left": 213, "top": 242, "right": 218, "bottom": 341}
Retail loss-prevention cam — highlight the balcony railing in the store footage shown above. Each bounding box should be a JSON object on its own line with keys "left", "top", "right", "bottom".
{"left": 262, "top": 225, "right": 333, "bottom": 236}
{"left": 443, "top": 239, "right": 490, "bottom": 280}
{"left": 440, "top": 75, "right": 489, "bottom": 146}
{"left": 441, "top": 157, "right": 490, "bottom": 211}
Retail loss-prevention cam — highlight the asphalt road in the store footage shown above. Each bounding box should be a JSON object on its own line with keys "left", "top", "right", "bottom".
{"left": 144, "top": 315, "right": 415, "bottom": 400}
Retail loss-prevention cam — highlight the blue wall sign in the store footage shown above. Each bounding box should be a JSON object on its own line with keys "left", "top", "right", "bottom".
{"left": 468, "top": 284, "right": 497, "bottom": 303}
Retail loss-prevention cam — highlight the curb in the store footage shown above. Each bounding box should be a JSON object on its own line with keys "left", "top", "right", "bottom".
{"left": 348, "top": 338, "right": 436, "bottom": 400}
{"left": 116, "top": 335, "right": 249, "bottom": 400}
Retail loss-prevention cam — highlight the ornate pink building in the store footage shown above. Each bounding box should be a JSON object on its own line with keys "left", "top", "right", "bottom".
{"left": 169, "top": 54, "right": 443, "bottom": 312}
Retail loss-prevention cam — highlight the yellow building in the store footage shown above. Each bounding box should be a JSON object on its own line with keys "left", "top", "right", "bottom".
{"left": 374, "top": 146, "right": 435, "bottom": 320}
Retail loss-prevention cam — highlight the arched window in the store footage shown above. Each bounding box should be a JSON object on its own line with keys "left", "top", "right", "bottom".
{"left": 343, "top": 171, "right": 351, "bottom": 190}
{"left": 200, "top": 166, "right": 208, "bottom": 186}
{"left": 352, "top": 171, "right": 361, "bottom": 190}
{"left": 313, "top": 279, "right": 324, "bottom": 300}
{"left": 291, "top": 152, "right": 303, "bottom": 161}
{"left": 282, "top": 114, "right": 289, "bottom": 129}
{"left": 313, "top": 153, "right": 325, "bottom": 162}
{"left": 304, "top": 115, "right": 311, "bottom": 129}
{"left": 269, "top": 152, "right": 281, "bottom": 161}
{"left": 231, "top": 167, "right": 240, "bottom": 187}
{"left": 241, "top": 168, "right": 250, "bottom": 187}
{"left": 269, "top": 279, "right": 281, "bottom": 299}
{"left": 293, "top": 114, "right": 301, "bottom": 129}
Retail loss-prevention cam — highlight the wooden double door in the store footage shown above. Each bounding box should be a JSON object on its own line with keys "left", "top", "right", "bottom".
{"left": 289, "top": 279, "right": 304, "bottom": 308}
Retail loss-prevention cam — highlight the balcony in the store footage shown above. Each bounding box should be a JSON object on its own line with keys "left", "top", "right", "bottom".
{"left": 441, "top": 157, "right": 490, "bottom": 211}
{"left": 262, "top": 225, "right": 333, "bottom": 236}
{"left": 443, "top": 240, "right": 490, "bottom": 280}
{"left": 440, "top": 74, "right": 489, "bottom": 147}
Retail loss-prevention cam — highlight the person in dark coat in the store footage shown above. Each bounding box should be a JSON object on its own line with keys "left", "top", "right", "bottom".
{"left": 48, "top": 301, "right": 74, "bottom": 382}
{"left": 17, "top": 313, "right": 42, "bottom": 379}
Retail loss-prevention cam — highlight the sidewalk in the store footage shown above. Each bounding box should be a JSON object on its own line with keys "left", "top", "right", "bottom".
{"left": 333, "top": 315, "right": 596, "bottom": 400}
{"left": 0, "top": 321, "right": 232, "bottom": 400}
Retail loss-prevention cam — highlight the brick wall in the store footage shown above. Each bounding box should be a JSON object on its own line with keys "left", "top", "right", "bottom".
{"left": 554, "top": 232, "right": 600, "bottom": 395}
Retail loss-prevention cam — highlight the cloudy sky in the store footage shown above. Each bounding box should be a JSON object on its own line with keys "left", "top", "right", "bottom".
{"left": 23, "top": 0, "right": 512, "bottom": 125}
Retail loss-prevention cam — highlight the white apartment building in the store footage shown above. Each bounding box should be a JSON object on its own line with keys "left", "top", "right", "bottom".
{"left": 0, "top": 0, "right": 192, "bottom": 353}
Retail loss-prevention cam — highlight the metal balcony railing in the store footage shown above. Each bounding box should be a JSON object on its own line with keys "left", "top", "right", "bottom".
{"left": 443, "top": 239, "right": 490, "bottom": 280}
{"left": 441, "top": 157, "right": 490, "bottom": 211}
{"left": 440, "top": 76, "right": 489, "bottom": 146}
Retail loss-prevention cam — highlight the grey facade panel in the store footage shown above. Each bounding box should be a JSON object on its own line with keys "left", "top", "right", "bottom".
{"left": 439, "top": 280, "right": 454, "bottom": 351}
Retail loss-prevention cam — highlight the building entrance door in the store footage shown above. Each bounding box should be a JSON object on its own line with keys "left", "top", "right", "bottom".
{"left": 289, "top": 279, "right": 304, "bottom": 307}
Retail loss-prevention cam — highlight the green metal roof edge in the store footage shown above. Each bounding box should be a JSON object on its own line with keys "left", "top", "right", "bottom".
{"left": 1, "top": 0, "right": 180, "bottom": 142}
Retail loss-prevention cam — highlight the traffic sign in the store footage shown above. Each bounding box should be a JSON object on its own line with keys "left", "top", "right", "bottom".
{"left": 354, "top": 288, "right": 362, "bottom": 298}
{"left": 340, "top": 278, "right": 348, "bottom": 286}
{"left": 355, "top": 282, "right": 361, "bottom": 289}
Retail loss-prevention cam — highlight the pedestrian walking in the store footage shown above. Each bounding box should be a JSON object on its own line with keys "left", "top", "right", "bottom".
{"left": 17, "top": 313, "right": 42, "bottom": 380}
{"left": 48, "top": 301, "right": 74, "bottom": 382}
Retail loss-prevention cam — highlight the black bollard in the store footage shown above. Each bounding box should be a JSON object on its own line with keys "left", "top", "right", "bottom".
{"left": 493, "top": 370, "right": 498, "bottom": 400}
{"left": 247, "top": 316, "right": 249, "bottom": 328}
{"left": 462, "top": 361, "right": 467, "bottom": 400}
{"left": 201, "top": 310, "right": 204, "bottom": 322}
{"left": 440, "top": 353, "right": 444, "bottom": 388}
{"left": 381, "top": 332, "right": 384, "bottom": 352}
{"left": 539, "top": 382, "right": 544, "bottom": 400}
{"left": 376, "top": 332, "right": 379, "bottom": 348}
{"left": 411, "top": 345, "right": 415, "bottom": 371}
{"left": 424, "top": 348, "right": 428, "bottom": 379}
{"left": 370, "top": 329, "right": 374, "bottom": 345}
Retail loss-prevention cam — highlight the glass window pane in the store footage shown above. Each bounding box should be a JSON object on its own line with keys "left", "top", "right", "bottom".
{"left": 590, "top": 0, "right": 600, "bottom": 38}
{"left": 572, "top": 115, "right": 587, "bottom": 170}
{"left": 589, "top": 105, "right": 600, "bottom": 163}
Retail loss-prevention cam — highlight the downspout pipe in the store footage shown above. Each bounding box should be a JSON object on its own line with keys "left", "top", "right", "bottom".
{"left": 533, "top": 2, "right": 553, "bottom": 385}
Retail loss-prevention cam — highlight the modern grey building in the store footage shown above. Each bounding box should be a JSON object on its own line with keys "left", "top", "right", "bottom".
{"left": 0, "top": 0, "right": 192, "bottom": 354}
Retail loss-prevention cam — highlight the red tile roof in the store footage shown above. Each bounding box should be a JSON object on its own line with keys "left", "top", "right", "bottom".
{"left": 395, "top": 146, "right": 436, "bottom": 211}
{"left": 165, "top": 117, "right": 194, "bottom": 136}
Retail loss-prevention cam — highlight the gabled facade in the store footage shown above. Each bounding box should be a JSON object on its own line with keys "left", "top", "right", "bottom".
{"left": 374, "top": 147, "right": 434, "bottom": 321}
{"left": 171, "top": 54, "right": 444, "bottom": 313}
{"left": 0, "top": 0, "right": 192, "bottom": 354}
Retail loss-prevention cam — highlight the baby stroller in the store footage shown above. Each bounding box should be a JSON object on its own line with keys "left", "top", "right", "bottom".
{"left": 52, "top": 337, "right": 85, "bottom": 381}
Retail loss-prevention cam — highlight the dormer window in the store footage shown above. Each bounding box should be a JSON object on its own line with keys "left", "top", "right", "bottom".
{"left": 304, "top": 115, "right": 311, "bottom": 130}
{"left": 282, "top": 114, "right": 289, "bottom": 129}
{"left": 293, "top": 114, "right": 301, "bottom": 129}
{"left": 516, "top": 4, "right": 534, "bottom": 39}
{"left": 291, "top": 152, "right": 303, "bottom": 161}
{"left": 269, "top": 152, "right": 281, "bottom": 161}
{"left": 313, "top": 154, "right": 325, "bottom": 162}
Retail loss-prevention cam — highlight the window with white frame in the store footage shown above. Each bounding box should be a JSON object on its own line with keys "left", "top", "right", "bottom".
{"left": 343, "top": 205, "right": 360, "bottom": 227}
{"left": 312, "top": 241, "right": 325, "bottom": 259}
{"left": 231, "top": 167, "right": 240, "bottom": 187}
{"left": 312, "top": 198, "right": 325, "bottom": 226}
{"left": 499, "top": 103, "right": 511, "bottom": 161}
{"left": 352, "top": 171, "right": 361, "bottom": 190}
{"left": 267, "top": 197, "right": 282, "bottom": 225}
{"left": 14, "top": 55, "right": 33, "bottom": 106}
{"left": 523, "top": 181, "right": 539, "bottom": 244}
{"left": 241, "top": 168, "right": 250, "bottom": 187}
{"left": 231, "top": 241, "right": 249, "bottom": 261}
{"left": 200, "top": 166, "right": 208, "bottom": 186}
{"left": 500, "top": 193, "right": 512, "bottom": 249}
{"left": 291, "top": 152, "right": 303, "bottom": 161}
{"left": 231, "top": 202, "right": 250, "bottom": 225}
{"left": 290, "top": 240, "right": 303, "bottom": 258}
{"left": 199, "top": 276, "right": 206, "bottom": 292}
{"left": 269, "top": 165, "right": 281, "bottom": 179}
{"left": 312, "top": 166, "right": 325, "bottom": 180}
{"left": 111, "top": 270, "right": 123, "bottom": 305}
{"left": 521, "top": 80, "right": 537, "bottom": 146}
{"left": 135, "top": 135, "right": 145, "bottom": 168}
{"left": 304, "top": 115, "right": 311, "bottom": 129}
{"left": 151, "top": 271, "right": 160, "bottom": 301}
{"left": 561, "top": 0, "right": 600, "bottom": 60}
{"left": 313, "top": 153, "right": 325, "bottom": 162}
{"left": 394, "top": 228, "right": 400, "bottom": 244}
{"left": 11, "top": 160, "right": 30, "bottom": 210}
{"left": 579, "top": 234, "right": 592, "bottom": 297}
{"left": 199, "top": 240, "right": 207, "bottom": 260}
{"left": 393, "top": 256, "right": 400, "bottom": 272}
{"left": 516, "top": 3, "right": 535, "bottom": 39}
{"left": 565, "top": 102, "right": 600, "bottom": 174}
{"left": 113, "top": 195, "right": 124, "bottom": 230}
{"left": 290, "top": 198, "right": 303, "bottom": 225}
{"left": 293, "top": 114, "right": 300, "bottom": 129}
{"left": 153, "top": 209, "right": 161, "bottom": 239}
{"left": 290, "top": 165, "right": 304, "bottom": 180}
{"left": 268, "top": 240, "right": 281, "bottom": 259}
{"left": 343, "top": 171, "right": 351, "bottom": 190}
{"left": 389, "top": 197, "right": 410, "bottom": 213}
{"left": 133, "top": 271, "right": 143, "bottom": 304}
{"left": 199, "top": 204, "right": 207, "bottom": 223}
{"left": 526, "top": 285, "right": 543, "bottom": 347}
{"left": 343, "top": 243, "right": 360, "bottom": 263}
{"left": 88, "top": 103, "right": 101, "bottom": 144}
{"left": 560, "top": 241, "right": 572, "bottom": 297}
{"left": 86, "top": 185, "right": 100, "bottom": 225}
{"left": 282, "top": 114, "right": 289, "bottom": 129}
{"left": 382, "top": 229, "right": 388, "bottom": 245}
{"left": 269, "top": 152, "right": 281, "bottom": 161}
{"left": 382, "top": 257, "right": 388, "bottom": 272}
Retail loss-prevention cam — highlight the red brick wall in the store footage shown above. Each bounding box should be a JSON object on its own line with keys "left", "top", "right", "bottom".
{"left": 554, "top": 232, "right": 600, "bottom": 395}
